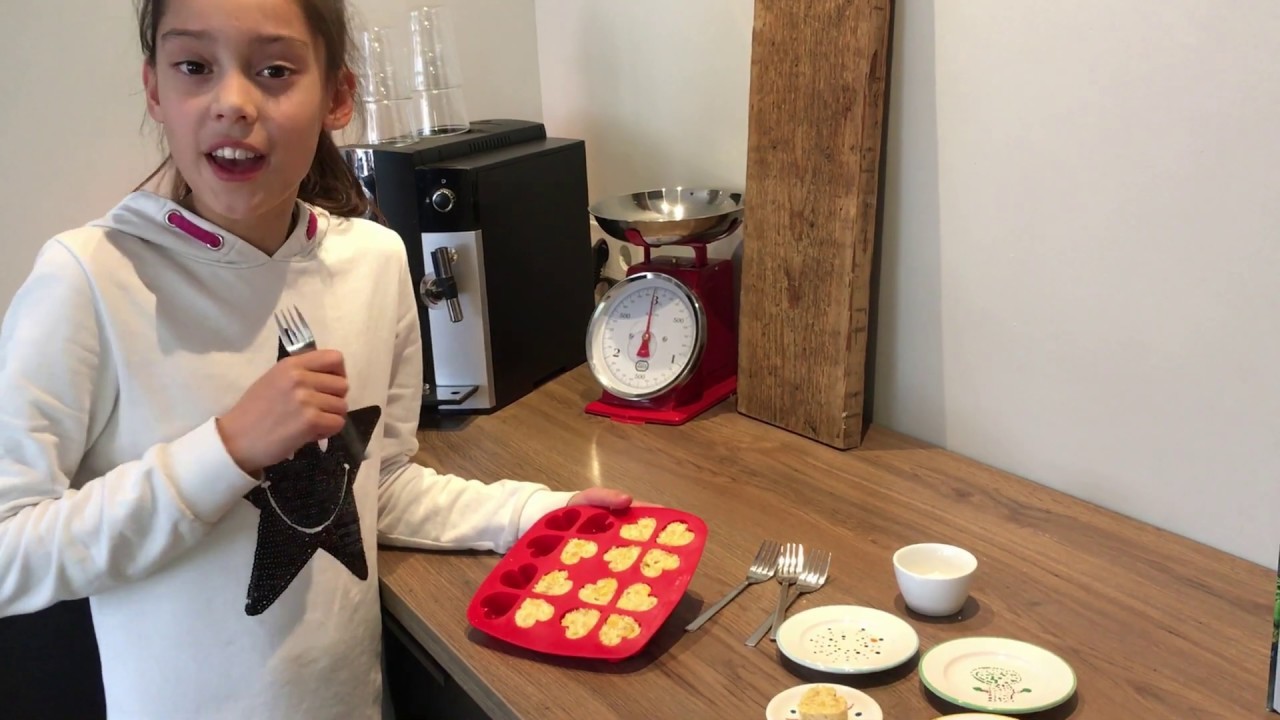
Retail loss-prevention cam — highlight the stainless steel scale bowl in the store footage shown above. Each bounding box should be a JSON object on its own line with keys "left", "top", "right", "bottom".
{"left": 589, "top": 187, "right": 744, "bottom": 246}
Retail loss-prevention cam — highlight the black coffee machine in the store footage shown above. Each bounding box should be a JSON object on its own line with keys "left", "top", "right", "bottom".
{"left": 342, "top": 119, "right": 593, "bottom": 424}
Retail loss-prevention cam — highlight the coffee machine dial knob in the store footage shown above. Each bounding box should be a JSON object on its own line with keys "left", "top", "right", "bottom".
{"left": 430, "top": 188, "right": 456, "bottom": 213}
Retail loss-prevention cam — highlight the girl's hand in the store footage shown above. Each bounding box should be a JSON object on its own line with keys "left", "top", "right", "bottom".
{"left": 566, "top": 488, "right": 660, "bottom": 509}
{"left": 217, "top": 350, "right": 350, "bottom": 475}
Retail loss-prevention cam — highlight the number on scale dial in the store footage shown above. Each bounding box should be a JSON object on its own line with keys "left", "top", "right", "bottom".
{"left": 586, "top": 273, "right": 706, "bottom": 400}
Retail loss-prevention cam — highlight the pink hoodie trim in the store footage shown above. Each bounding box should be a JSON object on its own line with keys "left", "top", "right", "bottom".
{"left": 164, "top": 210, "right": 225, "bottom": 250}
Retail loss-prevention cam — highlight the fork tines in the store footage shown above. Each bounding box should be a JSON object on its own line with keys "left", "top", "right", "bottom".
{"left": 274, "top": 305, "right": 317, "bottom": 354}
{"left": 754, "top": 539, "right": 781, "bottom": 574}
{"left": 289, "top": 305, "right": 315, "bottom": 345}
{"left": 273, "top": 311, "right": 294, "bottom": 345}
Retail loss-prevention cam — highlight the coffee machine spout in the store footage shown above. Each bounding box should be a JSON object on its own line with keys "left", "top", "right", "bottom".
{"left": 419, "top": 246, "right": 464, "bottom": 323}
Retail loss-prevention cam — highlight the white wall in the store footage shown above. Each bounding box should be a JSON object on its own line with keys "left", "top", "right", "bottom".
{"left": 0, "top": 0, "right": 543, "bottom": 310}
{"left": 537, "top": 0, "right": 1280, "bottom": 567}
{"left": 533, "top": 0, "right": 754, "bottom": 280}
{"left": 0, "top": 4, "right": 160, "bottom": 310}
{"left": 533, "top": 0, "right": 753, "bottom": 202}
{"left": 878, "top": 0, "right": 1280, "bottom": 568}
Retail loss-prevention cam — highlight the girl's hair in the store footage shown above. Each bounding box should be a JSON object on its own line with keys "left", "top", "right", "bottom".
{"left": 134, "top": 0, "right": 370, "bottom": 219}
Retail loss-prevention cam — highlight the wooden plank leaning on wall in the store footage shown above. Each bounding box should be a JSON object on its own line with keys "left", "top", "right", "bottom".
{"left": 737, "top": 0, "right": 894, "bottom": 449}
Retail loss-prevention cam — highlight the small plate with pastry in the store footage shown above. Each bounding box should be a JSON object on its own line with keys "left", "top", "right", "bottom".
{"left": 765, "top": 683, "right": 882, "bottom": 720}
{"left": 466, "top": 506, "right": 707, "bottom": 661}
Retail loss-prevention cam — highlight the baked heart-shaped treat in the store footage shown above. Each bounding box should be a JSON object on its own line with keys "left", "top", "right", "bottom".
{"left": 617, "top": 583, "right": 658, "bottom": 612}
{"left": 561, "top": 608, "right": 601, "bottom": 639}
{"left": 533, "top": 569, "right": 572, "bottom": 596}
{"left": 559, "top": 538, "right": 598, "bottom": 565}
{"left": 514, "top": 598, "right": 554, "bottom": 628}
{"left": 640, "top": 548, "right": 680, "bottom": 578}
{"left": 603, "top": 545, "right": 640, "bottom": 572}
{"left": 578, "top": 577, "right": 618, "bottom": 606}
{"left": 656, "top": 521, "right": 695, "bottom": 547}
{"left": 620, "top": 516, "right": 656, "bottom": 541}
{"left": 599, "top": 614, "right": 642, "bottom": 647}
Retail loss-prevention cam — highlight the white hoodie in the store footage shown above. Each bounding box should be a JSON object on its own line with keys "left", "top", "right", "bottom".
{"left": 0, "top": 191, "right": 572, "bottom": 719}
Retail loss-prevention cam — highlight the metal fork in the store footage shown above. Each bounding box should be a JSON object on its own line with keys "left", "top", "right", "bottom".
{"left": 274, "top": 305, "right": 368, "bottom": 461}
{"left": 768, "top": 543, "right": 804, "bottom": 640}
{"left": 745, "top": 548, "right": 831, "bottom": 646}
{"left": 685, "top": 540, "right": 780, "bottom": 632}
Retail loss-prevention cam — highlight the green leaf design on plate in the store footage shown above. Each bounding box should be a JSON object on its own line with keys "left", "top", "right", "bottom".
{"left": 971, "top": 666, "right": 1027, "bottom": 704}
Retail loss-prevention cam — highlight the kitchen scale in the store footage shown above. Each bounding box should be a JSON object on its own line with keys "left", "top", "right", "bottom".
{"left": 584, "top": 188, "right": 744, "bottom": 425}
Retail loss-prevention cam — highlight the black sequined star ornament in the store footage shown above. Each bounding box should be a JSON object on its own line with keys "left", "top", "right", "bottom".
{"left": 241, "top": 340, "right": 382, "bottom": 616}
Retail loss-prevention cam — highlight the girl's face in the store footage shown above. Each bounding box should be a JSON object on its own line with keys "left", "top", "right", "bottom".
{"left": 143, "top": 0, "right": 352, "bottom": 243}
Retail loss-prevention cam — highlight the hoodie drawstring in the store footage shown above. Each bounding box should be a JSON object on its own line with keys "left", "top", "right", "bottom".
{"left": 164, "top": 211, "right": 225, "bottom": 251}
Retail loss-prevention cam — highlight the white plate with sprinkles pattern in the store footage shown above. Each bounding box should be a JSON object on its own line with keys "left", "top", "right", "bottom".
{"left": 775, "top": 605, "right": 919, "bottom": 674}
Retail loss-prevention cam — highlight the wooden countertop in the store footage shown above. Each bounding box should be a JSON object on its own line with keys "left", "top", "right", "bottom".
{"left": 378, "top": 367, "right": 1274, "bottom": 719}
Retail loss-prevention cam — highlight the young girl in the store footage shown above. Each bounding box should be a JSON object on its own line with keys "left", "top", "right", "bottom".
{"left": 0, "top": 0, "right": 631, "bottom": 717}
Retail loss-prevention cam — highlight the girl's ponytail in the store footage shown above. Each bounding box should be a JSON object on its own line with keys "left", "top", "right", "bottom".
{"left": 300, "top": 132, "right": 370, "bottom": 219}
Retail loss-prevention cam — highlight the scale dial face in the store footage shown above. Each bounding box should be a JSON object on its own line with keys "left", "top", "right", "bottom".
{"left": 586, "top": 272, "right": 707, "bottom": 400}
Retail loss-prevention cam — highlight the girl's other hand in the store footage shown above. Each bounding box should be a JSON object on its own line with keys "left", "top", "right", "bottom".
{"left": 216, "top": 350, "right": 349, "bottom": 475}
{"left": 566, "top": 488, "right": 660, "bottom": 509}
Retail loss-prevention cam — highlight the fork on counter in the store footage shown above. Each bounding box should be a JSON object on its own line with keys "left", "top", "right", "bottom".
{"left": 274, "top": 305, "right": 369, "bottom": 461}
{"left": 768, "top": 543, "right": 804, "bottom": 641}
{"left": 746, "top": 547, "right": 831, "bottom": 646}
{"left": 685, "top": 539, "right": 780, "bottom": 632}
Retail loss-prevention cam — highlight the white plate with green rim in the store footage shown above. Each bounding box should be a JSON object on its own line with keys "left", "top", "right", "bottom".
{"left": 918, "top": 636, "right": 1077, "bottom": 714}
{"left": 931, "top": 714, "right": 1007, "bottom": 719}
{"left": 775, "top": 605, "right": 920, "bottom": 674}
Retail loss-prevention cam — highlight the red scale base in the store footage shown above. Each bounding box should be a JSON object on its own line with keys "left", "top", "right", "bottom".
{"left": 586, "top": 245, "right": 737, "bottom": 426}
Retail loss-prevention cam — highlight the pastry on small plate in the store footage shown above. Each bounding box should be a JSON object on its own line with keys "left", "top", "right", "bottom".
{"left": 765, "top": 683, "right": 882, "bottom": 720}
{"left": 796, "top": 684, "right": 850, "bottom": 720}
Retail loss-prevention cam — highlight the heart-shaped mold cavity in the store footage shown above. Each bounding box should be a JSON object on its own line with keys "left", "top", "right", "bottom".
{"left": 479, "top": 592, "right": 519, "bottom": 620}
{"left": 577, "top": 511, "right": 616, "bottom": 536}
{"left": 544, "top": 508, "right": 581, "bottom": 532}
{"left": 500, "top": 563, "right": 537, "bottom": 591}
{"left": 526, "top": 534, "right": 564, "bottom": 559}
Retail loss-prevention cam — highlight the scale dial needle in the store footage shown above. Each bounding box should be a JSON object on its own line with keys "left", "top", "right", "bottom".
{"left": 636, "top": 290, "right": 658, "bottom": 359}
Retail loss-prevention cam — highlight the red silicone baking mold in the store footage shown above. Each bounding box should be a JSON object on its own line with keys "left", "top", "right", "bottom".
{"left": 465, "top": 505, "right": 708, "bottom": 660}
